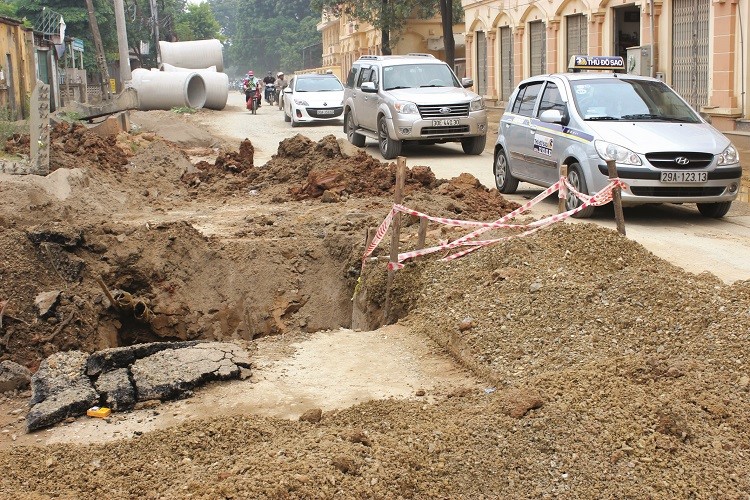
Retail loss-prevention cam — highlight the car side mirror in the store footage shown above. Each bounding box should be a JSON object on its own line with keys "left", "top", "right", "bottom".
{"left": 461, "top": 78, "right": 474, "bottom": 88}
{"left": 361, "top": 81, "right": 378, "bottom": 93}
{"left": 539, "top": 109, "right": 564, "bottom": 124}
{"left": 283, "top": 88, "right": 292, "bottom": 94}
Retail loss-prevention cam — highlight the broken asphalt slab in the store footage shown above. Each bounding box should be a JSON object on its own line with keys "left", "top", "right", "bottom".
{"left": 26, "top": 341, "right": 251, "bottom": 431}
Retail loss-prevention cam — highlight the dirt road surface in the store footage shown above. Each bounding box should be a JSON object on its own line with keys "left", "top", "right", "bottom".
{"left": 1, "top": 95, "right": 749, "bottom": 498}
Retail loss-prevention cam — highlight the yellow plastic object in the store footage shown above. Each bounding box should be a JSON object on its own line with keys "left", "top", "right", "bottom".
{"left": 87, "top": 406, "right": 111, "bottom": 418}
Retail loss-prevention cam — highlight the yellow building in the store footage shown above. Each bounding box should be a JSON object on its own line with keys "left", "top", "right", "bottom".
{"left": 0, "top": 16, "right": 38, "bottom": 119}
{"left": 316, "top": 10, "right": 467, "bottom": 82}
{"left": 461, "top": 0, "right": 750, "bottom": 138}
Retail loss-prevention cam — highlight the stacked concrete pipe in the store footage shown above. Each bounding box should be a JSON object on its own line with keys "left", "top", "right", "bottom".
{"left": 131, "top": 68, "right": 207, "bottom": 110}
{"left": 160, "top": 63, "right": 228, "bottom": 110}
{"left": 158, "top": 39, "right": 224, "bottom": 72}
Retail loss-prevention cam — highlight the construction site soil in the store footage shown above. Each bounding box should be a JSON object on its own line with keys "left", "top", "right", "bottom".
{"left": 0, "top": 109, "right": 749, "bottom": 498}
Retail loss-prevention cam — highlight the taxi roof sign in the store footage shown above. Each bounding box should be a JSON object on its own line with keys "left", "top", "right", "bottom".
{"left": 568, "top": 55, "right": 625, "bottom": 71}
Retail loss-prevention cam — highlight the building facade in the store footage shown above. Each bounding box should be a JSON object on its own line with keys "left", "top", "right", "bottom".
{"left": 461, "top": 0, "right": 749, "bottom": 133}
{"left": 0, "top": 17, "right": 37, "bottom": 119}
{"left": 316, "top": 11, "right": 467, "bottom": 81}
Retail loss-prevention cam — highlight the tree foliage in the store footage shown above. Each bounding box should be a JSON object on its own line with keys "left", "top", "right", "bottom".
{"left": 12, "top": 0, "right": 222, "bottom": 71}
{"left": 173, "top": 3, "right": 223, "bottom": 42}
{"left": 210, "top": 0, "right": 320, "bottom": 77}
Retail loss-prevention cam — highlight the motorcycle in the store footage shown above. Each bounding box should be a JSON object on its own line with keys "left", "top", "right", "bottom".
{"left": 264, "top": 83, "right": 275, "bottom": 105}
{"left": 246, "top": 86, "right": 262, "bottom": 114}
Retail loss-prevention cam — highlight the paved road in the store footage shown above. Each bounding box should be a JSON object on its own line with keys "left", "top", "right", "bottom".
{"left": 209, "top": 93, "right": 750, "bottom": 283}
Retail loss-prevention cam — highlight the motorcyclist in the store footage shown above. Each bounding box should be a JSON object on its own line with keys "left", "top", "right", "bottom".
{"left": 243, "top": 70, "right": 261, "bottom": 108}
{"left": 274, "top": 72, "right": 288, "bottom": 108}
{"left": 263, "top": 71, "right": 276, "bottom": 104}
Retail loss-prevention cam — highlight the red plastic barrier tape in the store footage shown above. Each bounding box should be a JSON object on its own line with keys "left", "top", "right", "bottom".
{"left": 364, "top": 177, "right": 627, "bottom": 269}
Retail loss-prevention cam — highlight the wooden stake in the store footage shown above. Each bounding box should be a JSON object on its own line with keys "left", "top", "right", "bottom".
{"left": 558, "top": 164, "right": 568, "bottom": 213}
{"left": 417, "top": 217, "right": 428, "bottom": 249}
{"left": 606, "top": 159, "right": 626, "bottom": 235}
{"left": 384, "top": 157, "right": 407, "bottom": 323}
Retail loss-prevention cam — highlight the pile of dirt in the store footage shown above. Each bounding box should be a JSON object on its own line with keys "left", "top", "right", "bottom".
{"left": 4, "top": 111, "right": 749, "bottom": 496}
{"left": 184, "top": 134, "right": 519, "bottom": 221}
{"left": 1, "top": 223, "right": 749, "bottom": 497}
{"left": 181, "top": 139, "right": 255, "bottom": 188}
{"left": 5, "top": 122, "right": 130, "bottom": 172}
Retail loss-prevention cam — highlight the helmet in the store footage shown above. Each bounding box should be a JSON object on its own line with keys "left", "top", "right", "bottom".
{"left": 277, "top": 72, "right": 284, "bottom": 77}
{"left": 248, "top": 70, "right": 254, "bottom": 76}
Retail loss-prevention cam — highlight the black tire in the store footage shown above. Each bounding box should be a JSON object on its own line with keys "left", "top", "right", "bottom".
{"left": 566, "top": 163, "right": 595, "bottom": 218}
{"left": 251, "top": 100, "right": 257, "bottom": 115}
{"left": 378, "top": 116, "right": 401, "bottom": 159}
{"left": 284, "top": 110, "right": 291, "bottom": 122}
{"left": 462, "top": 135, "right": 486, "bottom": 155}
{"left": 697, "top": 201, "right": 732, "bottom": 218}
{"left": 345, "top": 112, "right": 366, "bottom": 147}
{"left": 494, "top": 148, "right": 519, "bottom": 194}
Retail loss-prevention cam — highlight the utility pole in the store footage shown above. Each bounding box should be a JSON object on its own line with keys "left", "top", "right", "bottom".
{"left": 114, "top": 0, "right": 132, "bottom": 86}
{"left": 84, "top": 0, "right": 112, "bottom": 99}
{"left": 149, "top": 0, "right": 161, "bottom": 64}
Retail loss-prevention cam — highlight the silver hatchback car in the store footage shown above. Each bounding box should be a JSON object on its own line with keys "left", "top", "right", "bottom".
{"left": 494, "top": 57, "right": 741, "bottom": 218}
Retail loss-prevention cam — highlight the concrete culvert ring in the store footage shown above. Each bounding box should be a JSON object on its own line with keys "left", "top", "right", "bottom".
{"left": 184, "top": 73, "right": 207, "bottom": 109}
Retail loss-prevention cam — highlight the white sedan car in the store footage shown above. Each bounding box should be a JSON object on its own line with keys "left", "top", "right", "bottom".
{"left": 283, "top": 74, "right": 345, "bottom": 127}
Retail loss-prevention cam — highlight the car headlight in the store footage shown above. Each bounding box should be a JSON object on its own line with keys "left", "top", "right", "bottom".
{"left": 393, "top": 101, "right": 418, "bottom": 114}
{"left": 594, "top": 140, "right": 642, "bottom": 165}
{"left": 470, "top": 97, "right": 485, "bottom": 111}
{"left": 294, "top": 99, "right": 309, "bottom": 106}
{"left": 717, "top": 144, "right": 739, "bottom": 165}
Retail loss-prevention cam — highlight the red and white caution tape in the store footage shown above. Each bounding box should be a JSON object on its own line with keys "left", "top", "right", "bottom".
{"left": 365, "top": 177, "right": 628, "bottom": 270}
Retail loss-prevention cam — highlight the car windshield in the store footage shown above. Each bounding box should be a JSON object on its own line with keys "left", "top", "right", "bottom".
{"left": 383, "top": 64, "right": 459, "bottom": 90}
{"left": 571, "top": 78, "right": 700, "bottom": 123}
{"left": 295, "top": 78, "right": 344, "bottom": 92}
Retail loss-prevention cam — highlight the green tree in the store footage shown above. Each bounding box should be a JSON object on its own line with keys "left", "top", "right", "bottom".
{"left": 173, "top": 2, "right": 223, "bottom": 41}
{"left": 0, "top": 0, "right": 18, "bottom": 17}
{"left": 225, "top": 0, "right": 319, "bottom": 76}
{"left": 15, "top": 0, "right": 118, "bottom": 72}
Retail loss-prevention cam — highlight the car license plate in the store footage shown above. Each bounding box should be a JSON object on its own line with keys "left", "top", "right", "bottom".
{"left": 432, "top": 119, "right": 460, "bottom": 126}
{"left": 318, "top": 109, "right": 335, "bottom": 115}
{"left": 660, "top": 171, "right": 708, "bottom": 183}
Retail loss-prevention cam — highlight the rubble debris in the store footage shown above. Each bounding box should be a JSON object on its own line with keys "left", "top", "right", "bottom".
{"left": 0, "top": 360, "right": 32, "bottom": 392}
{"left": 27, "top": 341, "right": 251, "bottom": 430}
{"left": 34, "top": 291, "right": 61, "bottom": 318}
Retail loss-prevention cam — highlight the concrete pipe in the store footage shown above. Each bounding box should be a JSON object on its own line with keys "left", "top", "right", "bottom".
{"left": 158, "top": 64, "right": 228, "bottom": 110}
{"left": 159, "top": 39, "right": 224, "bottom": 72}
{"left": 131, "top": 68, "right": 207, "bottom": 110}
{"left": 160, "top": 62, "right": 216, "bottom": 72}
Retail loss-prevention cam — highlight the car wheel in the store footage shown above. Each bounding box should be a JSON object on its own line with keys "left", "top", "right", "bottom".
{"left": 566, "top": 163, "right": 596, "bottom": 218}
{"left": 378, "top": 116, "right": 401, "bottom": 159}
{"left": 462, "top": 135, "right": 486, "bottom": 155}
{"left": 494, "top": 148, "right": 518, "bottom": 194}
{"left": 291, "top": 114, "right": 300, "bottom": 127}
{"left": 697, "top": 201, "right": 732, "bottom": 218}
{"left": 284, "top": 110, "right": 291, "bottom": 122}
{"left": 346, "top": 112, "right": 366, "bottom": 147}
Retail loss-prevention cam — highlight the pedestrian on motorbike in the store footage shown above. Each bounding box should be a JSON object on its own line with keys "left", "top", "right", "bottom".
{"left": 243, "top": 70, "right": 261, "bottom": 108}
{"left": 263, "top": 71, "right": 276, "bottom": 104}
{"left": 274, "top": 72, "right": 288, "bottom": 108}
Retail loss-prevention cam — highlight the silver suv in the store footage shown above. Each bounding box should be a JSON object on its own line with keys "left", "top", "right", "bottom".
{"left": 343, "top": 54, "right": 488, "bottom": 159}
